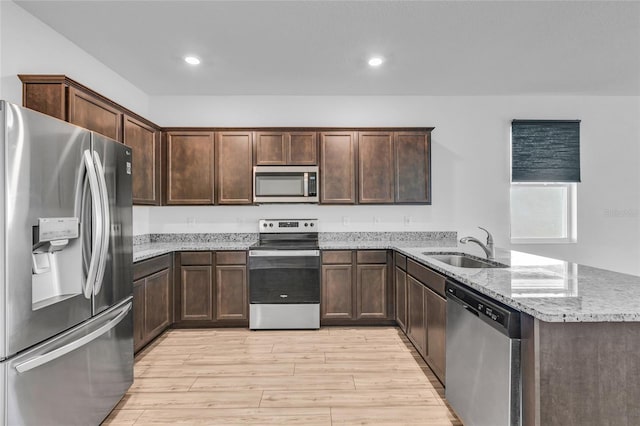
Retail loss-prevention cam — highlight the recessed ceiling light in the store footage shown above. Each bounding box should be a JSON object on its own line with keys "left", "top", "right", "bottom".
{"left": 184, "top": 56, "right": 201, "bottom": 65}
{"left": 368, "top": 56, "right": 384, "bottom": 67}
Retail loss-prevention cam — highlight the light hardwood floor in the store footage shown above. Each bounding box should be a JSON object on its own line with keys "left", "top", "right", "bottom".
{"left": 103, "top": 327, "right": 461, "bottom": 425}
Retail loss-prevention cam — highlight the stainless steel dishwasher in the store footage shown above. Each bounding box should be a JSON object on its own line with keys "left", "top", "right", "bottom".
{"left": 445, "top": 279, "right": 521, "bottom": 426}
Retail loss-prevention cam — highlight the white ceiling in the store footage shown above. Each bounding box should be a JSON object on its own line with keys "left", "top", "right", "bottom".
{"left": 15, "top": 0, "right": 640, "bottom": 96}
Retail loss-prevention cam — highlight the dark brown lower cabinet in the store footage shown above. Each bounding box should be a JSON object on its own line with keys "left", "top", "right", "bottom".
{"left": 425, "top": 287, "right": 446, "bottom": 381}
{"left": 356, "top": 264, "right": 388, "bottom": 319}
{"left": 321, "top": 263, "right": 354, "bottom": 320}
{"left": 180, "top": 265, "right": 213, "bottom": 321}
{"left": 321, "top": 250, "right": 393, "bottom": 325}
{"left": 407, "top": 275, "right": 427, "bottom": 358}
{"left": 215, "top": 252, "right": 248, "bottom": 321}
{"left": 175, "top": 251, "right": 248, "bottom": 326}
{"left": 400, "top": 255, "right": 447, "bottom": 384}
{"left": 395, "top": 266, "right": 407, "bottom": 332}
{"left": 133, "top": 254, "right": 173, "bottom": 353}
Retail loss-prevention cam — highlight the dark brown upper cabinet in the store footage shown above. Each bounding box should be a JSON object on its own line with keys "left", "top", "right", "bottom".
{"left": 320, "top": 131, "right": 357, "bottom": 204}
{"left": 165, "top": 131, "right": 215, "bottom": 205}
{"left": 216, "top": 131, "right": 253, "bottom": 205}
{"left": 68, "top": 86, "right": 122, "bottom": 142}
{"left": 358, "top": 132, "right": 395, "bottom": 204}
{"left": 255, "top": 131, "right": 318, "bottom": 166}
{"left": 19, "top": 74, "right": 123, "bottom": 142}
{"left": 123, "top": 115, "right": 161, "bottom": 205}
{"left": 395, "top": 131, "right": 431, "bottom": 204}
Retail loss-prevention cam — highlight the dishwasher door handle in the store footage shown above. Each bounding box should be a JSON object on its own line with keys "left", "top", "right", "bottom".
{"left": 462, "top": 304, "right": 480, "bottom": 316}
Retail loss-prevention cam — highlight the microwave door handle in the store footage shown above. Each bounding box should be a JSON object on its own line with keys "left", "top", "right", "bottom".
{"left": 82, "top": 150, "right": 103, "bottom": 299}
{"left": 303, "top": 172, "right": 309, "bottom": 197}
{"left": 92, "top": 151, "right": 111, "bottom": 296}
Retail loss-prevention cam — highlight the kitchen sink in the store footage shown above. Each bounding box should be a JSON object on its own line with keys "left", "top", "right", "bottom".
{"left": 422, "top": 252, "right": 508, "bottom": 269}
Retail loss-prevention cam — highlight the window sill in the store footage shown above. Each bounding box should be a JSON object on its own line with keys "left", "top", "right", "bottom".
{"left": 511, "top": 238, "right": 577, "bottom": 245}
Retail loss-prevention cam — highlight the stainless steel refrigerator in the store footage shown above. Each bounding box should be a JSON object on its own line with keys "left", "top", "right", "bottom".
{"left": 0, "top": 101, "right": 133, "bottom": 425}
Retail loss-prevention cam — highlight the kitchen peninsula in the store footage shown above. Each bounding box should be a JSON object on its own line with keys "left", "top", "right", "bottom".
{"left": 134, "top": 231, "right": 640, "bottom": 426}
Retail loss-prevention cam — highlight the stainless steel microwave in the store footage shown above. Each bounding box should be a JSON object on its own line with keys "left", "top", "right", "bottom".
{"left": 253, "top": 166, "right": 319, "bottom": 203}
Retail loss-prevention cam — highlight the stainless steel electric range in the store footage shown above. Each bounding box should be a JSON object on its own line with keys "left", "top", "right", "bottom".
{"left": 248, "top": 219, "right": 320, "bottom": 330}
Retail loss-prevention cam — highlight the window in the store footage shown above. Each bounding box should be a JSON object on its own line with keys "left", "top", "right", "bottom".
{"left": 510, "top": 120, "right": 580, "bottom": 244}
{"left": 510, "top": 183, "right": 576, "bottom": 243}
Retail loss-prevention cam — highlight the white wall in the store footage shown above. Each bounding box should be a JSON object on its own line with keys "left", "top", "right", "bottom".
{"left": 2, "top": 1, "right": 638, "bottom": 276}
{"left": 0, "top": 1, "right": 149, "bottom": 115}
{"left": 144, "top": 95, "right": 640, "bottom": 276}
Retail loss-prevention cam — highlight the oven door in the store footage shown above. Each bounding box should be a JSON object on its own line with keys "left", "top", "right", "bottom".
{"left": 248, "top": 250, "right": 320, "bottom": 304}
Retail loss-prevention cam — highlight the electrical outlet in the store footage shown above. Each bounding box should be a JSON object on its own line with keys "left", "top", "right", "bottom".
{"left": 404, "top": 216, "right": 412, "bottom": 226}
{"left": 342, "top": 216, "right": 350, "bottom": 226}
{"left": 373, "top": 216, "right": 381, "bottom": 224}
{"left": 186, "top": 217, "right": 196, "bottom": 227}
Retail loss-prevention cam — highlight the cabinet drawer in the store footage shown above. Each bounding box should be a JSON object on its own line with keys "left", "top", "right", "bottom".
{"left": 407, "top": 259, "right": 446, "bottom": 298}
{"left": 394, "top": 252, "right": 407, "bottom": 271}
{"left": 134, "top": 254, "right": 172, "bottom": 281}
{"left": 180, "top": 251, "right": 212, "bottom": 265}
{"left": 216, "top": 251, "right": 247, "bottom": 265}
{"left": 356, "top": 250, "right": 387, "bottom": 264}
{"left": 322, "top": 251, "right": 352, "bottom": 264}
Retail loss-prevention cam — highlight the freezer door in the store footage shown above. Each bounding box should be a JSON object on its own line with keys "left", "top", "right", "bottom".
{"left": 1, "top": 102, "right": 93, "bottom": 359}
{"left": 91, "top": 134, "right": 133, "bottom": 315}
{"left": 4, "top": 298, "right": 133, "bottom": 426}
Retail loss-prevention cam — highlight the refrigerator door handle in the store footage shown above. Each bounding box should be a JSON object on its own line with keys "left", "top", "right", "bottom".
{"left": 93, "top": 151, "right": 111, "bottom": 296}
{"left": 83, "top": 149, "right": 104, "bottom": 299}
{"left": 14, "top": 301, "right": 132, "bottom": 374}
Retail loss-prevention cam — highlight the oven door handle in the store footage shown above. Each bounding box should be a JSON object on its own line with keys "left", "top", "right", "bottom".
{"left": 249, "top": 250, "right": 320, "bottom": 257}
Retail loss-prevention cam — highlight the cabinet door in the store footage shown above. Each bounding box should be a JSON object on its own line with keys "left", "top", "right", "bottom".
{"left": 216, "top": 132, "right": 253, "bottom": 204}
{"left": 321, "top": 264, "right": 354, "bottom": 319}
{"left": 144, "top": 268, "right": 172, "bottom": 340}
{"left": 255, "top": 132, "right": 287, "bottom": 165}
{"left": 123, "top": 115, "right": 161, "bottom": 205}
{"left": 407, "top": 276, "right": 427, "bottom": 359}
{"left": 425, "top": 287, "right": 446, "bottom": 382}
{"left": 320, "top": 132, "right": 357, "bottom": 204}
{"left": 180, "top": 265, "right": 213, "bottom": 321}
{"left": 358, "top": 132, "right": 394, "bottom": 204}
{"left": 215, "top": 265, "right": 248, "bottom": 321}
{"left": 20, "top": 78, "right": 67, "bottom": 120}
{"left": 395, "top": 267, "right": 407, "bottom": 332}
{"left": 356, "top": 264, "right": 388, "bottom": 319}
{"left": 395, "top": 132, "right": 431, "bottom": 203}
{"left": 166, "top": 131, "right": 215, "bottom": 205}
{"left": 133, "top": 279, "right": 146, "bottom": 352}
{"left": 288, "top": 132, "right": 317, "bottom": 165}
{"left": 68, "top": 87, "right": 122, "bottom": 141}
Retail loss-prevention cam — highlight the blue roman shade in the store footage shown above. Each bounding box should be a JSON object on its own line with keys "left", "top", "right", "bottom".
{"left": 511, "top": 120, "right": 581, "bottom": 182}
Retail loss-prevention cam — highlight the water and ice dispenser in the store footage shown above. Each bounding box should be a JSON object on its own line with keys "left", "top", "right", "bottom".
{"left": 31, "top": 217, "right": 82, "bottom": 310}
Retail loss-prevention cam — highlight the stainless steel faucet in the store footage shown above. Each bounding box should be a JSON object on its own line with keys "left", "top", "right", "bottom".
{"left": 460, "top": 227, "right": 495, "bottom": 260}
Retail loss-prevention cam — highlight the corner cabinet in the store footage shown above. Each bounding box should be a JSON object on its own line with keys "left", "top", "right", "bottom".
{"left": 175, "top": 251, "right": 248, "bottom": 327}
{"left": 19, "top": 75, "right": 163, "bottom": 206}
{"left": 321, "top": 250, "right": 393, "bottom": 325}
{"left": 133, "top": 254, "right": 174, "bottom": 353}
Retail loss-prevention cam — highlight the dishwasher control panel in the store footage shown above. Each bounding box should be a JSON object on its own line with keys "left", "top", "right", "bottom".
{"left": 446, "top": 281, "right": 521, "bottom": 339}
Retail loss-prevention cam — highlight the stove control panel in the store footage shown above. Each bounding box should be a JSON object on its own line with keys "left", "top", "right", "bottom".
{"left": 259, "top": 219, "right": 318, "bottom": 233}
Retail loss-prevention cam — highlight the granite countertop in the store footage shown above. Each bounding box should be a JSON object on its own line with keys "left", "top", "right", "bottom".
{"left": 133, "top": 233, "right": 640, "bottom": 323}
{"left": 396, "top": 246, "right": 640, "bottom": 323}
